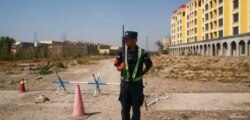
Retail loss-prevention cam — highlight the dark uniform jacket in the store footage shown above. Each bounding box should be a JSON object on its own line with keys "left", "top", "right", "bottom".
{"left": 114, "top": 45, "right": 153, "bottom": 82}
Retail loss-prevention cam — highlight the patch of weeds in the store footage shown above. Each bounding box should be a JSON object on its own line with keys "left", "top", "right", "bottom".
{"left": 4, "top": 69, "right": 13, "bottom": 75}
{"left": 181, "top": 113, "right": 190, "bottom": 120}
{"left": 204, "top": 66, "right": 211, "bottom": 71}
{"left": 242, "top": 63, "right": 250, "bottom": 72}
{"left": 149, "top": 65, "right": 164, "bottom": 74}
{"left": 70, "top": 63, "right": 76, "bottom": 66}
{"left": 191, "top": 66, "right": 202, "bottom": 71}
{"left": 52, "top": 61, "right": 66, "bottom": 68}
{"left": 20, "top": 68, "right": 24, "bottom": 71}
{"left": 183, "top": 56, "right": 189, "bottom": 60}
{"left": 82, "top": 59, "right": 91, "bottom": 64}
{"left": 38, "top": 66, "right": 52, "bottom": 75}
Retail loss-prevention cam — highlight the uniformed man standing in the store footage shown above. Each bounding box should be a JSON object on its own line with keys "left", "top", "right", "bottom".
{"left": 114, "top": 31, "right": 153, "bottom": 120}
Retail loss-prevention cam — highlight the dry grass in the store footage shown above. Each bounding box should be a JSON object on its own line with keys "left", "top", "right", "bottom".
{"left": 151, "top": 55, "right": 250, "bottom": 83}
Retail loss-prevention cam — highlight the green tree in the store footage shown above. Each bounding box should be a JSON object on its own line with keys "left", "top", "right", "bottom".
{"left": 0, "top": 36, "right": 15, "bottom": 60}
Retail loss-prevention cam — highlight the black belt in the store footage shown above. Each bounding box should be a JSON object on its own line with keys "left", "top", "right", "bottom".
{"left": 121, "top": 79, "right": 143, "bottom": 85}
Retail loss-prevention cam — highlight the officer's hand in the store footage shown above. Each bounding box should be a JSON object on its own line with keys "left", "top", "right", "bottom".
{"left": 117, "top": 62, "right": 126, "bottom": 71}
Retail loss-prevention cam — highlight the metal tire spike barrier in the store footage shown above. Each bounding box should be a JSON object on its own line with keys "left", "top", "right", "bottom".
{"left": 55, "top": 70, "right": 67, "bottom": 93}
{"left": 52, "top": 71, "right": 119, "bottom": 96}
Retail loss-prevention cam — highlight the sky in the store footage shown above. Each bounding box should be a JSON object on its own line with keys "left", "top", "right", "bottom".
{"left": 0, "top": 0, "right": 188, "bottom": 51}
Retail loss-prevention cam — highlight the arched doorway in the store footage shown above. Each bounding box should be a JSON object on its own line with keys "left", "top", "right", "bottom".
{"left": 181, "top": 48, "right": 185, "bottom": 55}
{"left": 196, "top": 45, "right": 199, "bottom": 55}
{"left": 188, "top": 47, "right": 191, "bottom": 54}
{"left": 204, "top": 44, "right": 207, "bottom": 56}
{"left": 239, "top": 40, "right": 246, "bottom": 56}
{"left": 231, "top": 41, "right": 237, "bottom": 56}
{"left": 212, "top": 44, "right": 216, "bottom": 56}
{"left": 216, "top": 43, "right": 221, "bottom": 56}
{"left": 223, "top": 42, "right": 228, "bottom": 56}
{"left": 200, "top": 45, "right": 203, "bottom": 55}
{"left": 208, "top": 44, "right": 211, "bottom": 56}
{"left": 248, "top": 40, "right": 250, "bottom": 56}
{"left": 193, "top": 46, "right": 196, "bottom": 55}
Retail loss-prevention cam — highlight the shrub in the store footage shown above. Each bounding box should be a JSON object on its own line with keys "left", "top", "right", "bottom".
{"left": 55, "top": 62, "right": 65, "bottom": 68}
{"left": 38, "top": 66, "right": 51, "bottom": 75}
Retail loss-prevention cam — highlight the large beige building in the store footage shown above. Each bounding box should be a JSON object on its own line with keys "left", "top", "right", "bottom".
{"left": 170, "top": 0, "right": 250, "bottom": 56}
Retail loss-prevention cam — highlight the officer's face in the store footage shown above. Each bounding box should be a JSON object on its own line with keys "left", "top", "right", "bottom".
{"left": 125, "top": 38, "right": 136, "bottom": 47}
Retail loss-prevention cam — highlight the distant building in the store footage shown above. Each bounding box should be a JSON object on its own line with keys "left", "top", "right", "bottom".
{"left": 110, "top": 46, "right": 121, "bottom": 55}
{"left": 170, "top": 0, "right": 250, "bottom": 56}
{"left": 98, "top": 45, "right": 121, "bottom": 55}
{"left": 12, "top": 40, "right": 114, "bottom": 58}
{"left": 98, "top": 45, "right": 110, "bottom": 55}
{"left": 11, "top": 42, "right": 34, "bottom": 54}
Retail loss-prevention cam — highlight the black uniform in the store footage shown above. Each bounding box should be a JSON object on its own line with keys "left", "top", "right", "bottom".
{"left": 114, "top": 45, "right": 153, "bottom": 120}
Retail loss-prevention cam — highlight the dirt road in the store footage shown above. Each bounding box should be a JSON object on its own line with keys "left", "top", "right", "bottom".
{"left": 156, "top": 93, "right": 250, "bottom": 111}
{"left": 0, "top": 59, "right": 122, "bottom": 120}
{"left": 0, "top": 58, "right": 250, "bottom": 120}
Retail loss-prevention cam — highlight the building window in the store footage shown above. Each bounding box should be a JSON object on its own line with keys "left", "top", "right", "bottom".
{"left": 195, "top": 28, "right": 197, "bottom": 33}
{"left": 205, "top": 24, "right": 209, "bottom": 30}
{"left": 205, "top": 4, "right": 209, "bottom": 11}
{"left": 233, "top": 26, "right": 239, "bottom": 35}
{"left": 219, "top": 18, "right": 223, "bottom": 27}
{"left": 233, "top": 13, "right": 239, "bottom": 23}
{"left": 210, "top": 1, "right": 213, "bottom": 8}
{"left": 205, "top": 34, "right": 209, "bottom": 40}
{"left": 219, "top": 0, "right": 223, "bottom": 4}
{"left": 233, "top": 0, "right": 239, "bottom": 9}
{"left": 195, "top": 37, "right": 197, "bottom": 42}
{"left": 194, "top": 19, "right": 197, "bottom": 25}
{"left": 205, "top": 14, "right": 209, "bottom": 20}
{"left": 219, "top": 30, "right": 223, "bottom": 37}
{"left": 219, "top": 7, "right": 223, "bottom": 15}
{"left": 210, "top": 33, "right": 213, "bottom": 39}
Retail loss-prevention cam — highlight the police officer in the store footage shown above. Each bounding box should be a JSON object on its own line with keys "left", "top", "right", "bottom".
{"left": 114, "top": 31, "right": 153, "bottom": 120}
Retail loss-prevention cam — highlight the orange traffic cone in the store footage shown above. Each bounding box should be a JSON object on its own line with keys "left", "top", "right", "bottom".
{"left": 19, "top": 78, "right": 26, "bottom": 93}
{"left": 72, "top": 84, "right": 85, "bottom": 117}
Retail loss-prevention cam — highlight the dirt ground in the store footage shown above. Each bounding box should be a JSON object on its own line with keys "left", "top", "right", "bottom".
{"left": 0, "top": 55, "right": 250, "bottom": 120}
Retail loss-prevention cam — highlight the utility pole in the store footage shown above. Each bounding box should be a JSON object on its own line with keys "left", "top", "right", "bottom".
{"left": 34, "top": 32, "right": 38, "bottom": 42}
{"left": 146, "top": 36, "right": 148, "bottom": 51}
{"left": 61, "top": 33, "right": 63, "bottom": 42}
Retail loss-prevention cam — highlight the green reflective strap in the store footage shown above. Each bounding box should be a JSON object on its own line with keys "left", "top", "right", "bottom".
{"left": 132, "top": 48, "right": 142, "bottom": 79}
{"left": 125, "top": 47, "right": 130, "bottom": 79}
{"left": 132, "top": 75, "right": 143, "bottom": 81}
{"left": 124, "top": 47, "right": 142, "bottom": 81}
{"left": 121, "top": 75, "right": 143, "bottom": 81}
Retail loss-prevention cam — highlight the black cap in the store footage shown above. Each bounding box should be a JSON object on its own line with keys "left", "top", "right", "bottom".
{"left": 124, "top": 31, "right": 138, "bottom": 39}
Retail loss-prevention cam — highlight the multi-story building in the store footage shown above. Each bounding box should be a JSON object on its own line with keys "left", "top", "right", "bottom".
{"left": 170, "top": 0, "right": 250, "bottom": 56}
{"left": 171, "top": 5, "right": 187, "bottom": 45}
